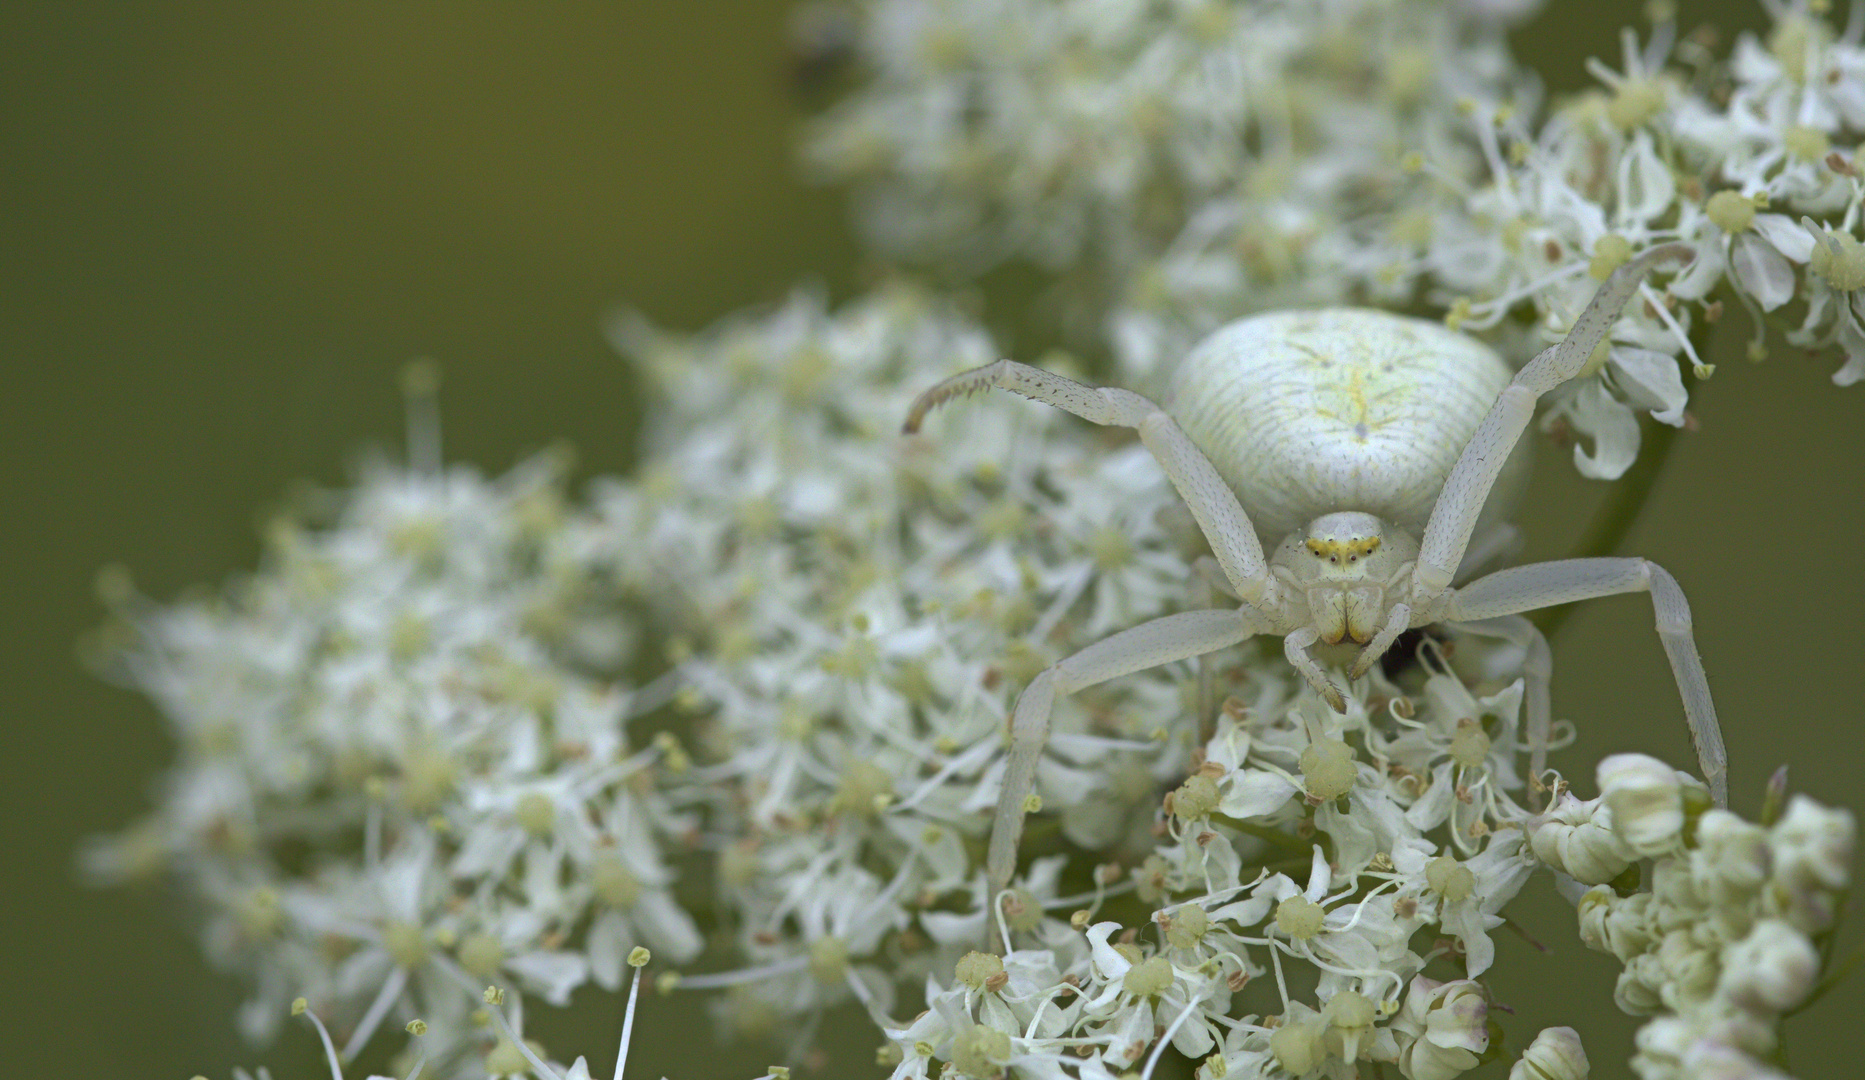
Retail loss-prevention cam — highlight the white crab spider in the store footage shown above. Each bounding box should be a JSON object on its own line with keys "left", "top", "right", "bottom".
{"left": 902, "top": 243, "right": 1725, "bottom": 901}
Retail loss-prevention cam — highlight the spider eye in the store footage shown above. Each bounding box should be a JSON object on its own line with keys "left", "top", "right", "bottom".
{"left": 1349, "top": 555, "right": 1357, "bottom": 562}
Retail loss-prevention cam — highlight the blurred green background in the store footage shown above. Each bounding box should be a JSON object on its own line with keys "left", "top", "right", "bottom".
{"left": 2, "top": 2, "right": 1859, "bottom": 1077}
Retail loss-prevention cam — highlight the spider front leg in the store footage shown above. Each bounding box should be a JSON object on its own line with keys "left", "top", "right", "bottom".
{"left": 1439, "top": 558, "right": 1725, "bottom": 807}
{"left": 905, "top": 359, "right": 1273, "bottom": 606}
{"left": 987, "top": 607, "right": 1268, "bottom": 926}
{"left": 1410, "top": 242, "right": 1695, "bottom": 599}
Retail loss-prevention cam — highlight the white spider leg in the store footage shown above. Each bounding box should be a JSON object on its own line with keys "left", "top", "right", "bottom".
{"left": 1283, "top": 626, "right": 1346, "bottom": 712}
{"left": 905, "top": 360, "right": 1272, "bottom": 605}
{"left": 987, "top": 607, "right": 1267, "bottom": 902}
{"left": 1441, "top": 557, "right": 1725, "bottom": 807}
{"left": 1348, "top": 603, "right": 1413, "bottom": 681}
{"left": 1445, "top": 615, "right": 1553, "bottom": 798}
{"left": 1413, "top": 243, "right": 1694, "bottom": 599}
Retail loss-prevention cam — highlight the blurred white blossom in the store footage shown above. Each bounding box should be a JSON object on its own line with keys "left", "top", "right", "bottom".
{"left": 817, "top": 0, "right": 1865, "bottom": 478}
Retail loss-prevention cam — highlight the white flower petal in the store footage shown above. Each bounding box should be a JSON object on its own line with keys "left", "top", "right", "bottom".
{"left": 1219, "top": 769, "right": 1297, "bottom": 819}
{"left": 1565, "top": 381, "right": 1641, "bottom": 481}
{"left": 1731, "top": 232, "right": 1796, "bottom": 311}
{"left": 1609, "top": 348, "right": 1688, "bottom": 426}
{"left": 1754, "top": 212, "right": 1816, "bottom": 262}
{"left": 507, "top": 949, "right": 590, "bottom": 1007}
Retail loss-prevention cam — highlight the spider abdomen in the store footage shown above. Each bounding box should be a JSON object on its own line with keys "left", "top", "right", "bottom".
{"left": 1165, "top": 308, "right": 1530, "bottom": 546}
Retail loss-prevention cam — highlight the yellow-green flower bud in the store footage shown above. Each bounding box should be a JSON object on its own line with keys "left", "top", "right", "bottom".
{"left": 1300, "top": 737, "right": 1357, "bottom": 799}
{"left": 1275, "top": 895, "right": 1326, "bottom": 940}
{"left": 1269, "top": 1018, "right": 1326, "bottom": 1076}
{"left": 458, "top": 932, "right": 505, "bottom": 980}
{"left": 593, "top": 852, "right": 643, "bottom": 910}
{"left": 950, "top": 1024, "right": 1013, "bottom": 1078}
{"left": 382, "top": 920, "right": 429, "bottom": 969}
{"left": 514, "top": 792, "right": 555, "bottom": 836}
{"left": 1427, "top": 855, "right": 1477, "bottom": 903}
{"left": 1173, "top": 773, "right": 1222, "bottom": 820}
{"left": 1122, "top": 955, "right": 1174, "bottom": 997}
{"left": 1705, "top": 190, "right": 1756, "bottom": 233}
{"left": 1588, "top": 234, "right": 1633, "bottom": 280}
{"left": 1166, "top": 905, "right": 1210, "bottom": 949}
{"left": 955, "top": 951, "right": 1005, "bottom": 990}
{"left": 808, "top": 936, "right": 849, "bottom": 984}
{"left": 1810, "top": 227, "right": 1865, "bottom": 292}
{"left": 1448, "top": 721, "right": 1491, "bottom": 770}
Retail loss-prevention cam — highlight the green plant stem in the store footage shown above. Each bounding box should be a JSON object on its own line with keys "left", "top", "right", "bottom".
{"left": 1215, "top": 815, "right": 1313, "bottom": 853}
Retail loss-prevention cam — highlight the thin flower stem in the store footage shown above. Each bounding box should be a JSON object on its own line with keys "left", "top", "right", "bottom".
{"left": 614, "top": 964, "right": 645, "bottom": 1080}
{"left": 296, "top": 1004, "right": 345, "bottom": 1080}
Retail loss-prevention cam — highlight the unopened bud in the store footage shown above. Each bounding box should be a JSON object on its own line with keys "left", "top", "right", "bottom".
{"left": 1718, "top": 919, "right": 1819, "bottom": 1012}
{"left": 1531, "top": 795, "right": 1635, "bottom": 885}
{"left": 1597, "top": 754, "right": 1688, "bottom": 857}
{"left": 1510, "top": 1026, "right": 1588, "bottom": 1080}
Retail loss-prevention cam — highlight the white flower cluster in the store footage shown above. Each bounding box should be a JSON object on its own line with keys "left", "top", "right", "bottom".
{"left": 88, "top": 449, "right": 703, "bottom": 1078}
{"left": 878, "top": 656, "right": 1557, "bottom": 1080}
{"left": 89, "top": 3, "right": 1865, "bottom": 1080}
{"left": 814, "top": 1, "right": 1865, "bottom": 479}
{"left": 1533, "top": 756, "right": 1856, "bottom": 1080}
{"left": 808, "top": 0, "right": 1540, "bottom": 282}
{"left": 598, "top": 286, "right": 1202, "bottom": 1044}
{"left": 99, "top": 284, "right": 1857, "bottom": 1080}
